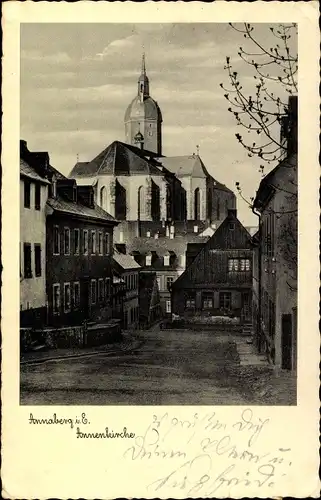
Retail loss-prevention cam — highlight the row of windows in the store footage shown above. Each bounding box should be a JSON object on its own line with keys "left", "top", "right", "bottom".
{"left": 53, "top": 227, "right": 111, "bottom": 257}
{"left": 24, "top": 179, "right": 41, "bottom": 210}
{"left": 145, "top": 254, "right": 186, "bottom": 267}
{"left": 156, "top": 276, "right": 175, "bottom": 291}
{"left": 228, "top": 258, "right": 251, "bottom": 272}
{"left": 52, "top": 278, "right": 112, "bottom": 315}
{"left": 124, "top": 273, "right": 139, "bottom": 291}
{"left": 185, "top": 292, "right": 232, "bottom": 310}
{"left": 22, "top": 243, "right": 42, "bottom": 279}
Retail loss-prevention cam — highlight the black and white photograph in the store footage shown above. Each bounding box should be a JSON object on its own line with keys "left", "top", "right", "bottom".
{"left": 2, "top": 2, "right": 320, "bottom": 498}
{"left": 19, "top": 21, "right": 299, "bottom": 406}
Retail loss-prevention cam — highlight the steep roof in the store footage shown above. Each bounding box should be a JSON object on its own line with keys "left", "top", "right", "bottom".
{"left": 172, "top": 212, "right": 252, "bottom": 289}
{"left": 20, "top": 158, "right": 50, "bottom": 184}
{"left": 69, "top": 141, "right": 163, "bottom": 178}
{"left": 157, "top": 154, "right": 210, "bottom": 178}
{"left": 113, "top": 252, "right": 141, "bottom": 270}
{"left": 47, "top": 196, "right": 117, "bottom": 224}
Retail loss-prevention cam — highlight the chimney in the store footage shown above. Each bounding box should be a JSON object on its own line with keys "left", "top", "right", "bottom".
{"left": 287, "top": 95, "right": 298, "bottom": 156}
{"left": 227, "top": 209, "right": 237, "bottom": 219}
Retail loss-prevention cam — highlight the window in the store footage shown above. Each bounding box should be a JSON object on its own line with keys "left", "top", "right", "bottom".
{"left": 164, "top": 255, "right": 170, "bottom": 266}
{"left": 186, "top": 297, "right": 196, "bottom": 309}
{"left": 91, "top": 231, "right": 96, "bottom": 254}
{"left": 98, "top": 279, "right": 104, "bottom": 303}
{"left": 105, "top": 278, "right": 111, "bottom": 302}
{"left": 53, "top": 225, "right": 60, "bottom": 255}
{"left": 105, "top": 233, "right": 110, "bottom": 255}
{"left": 73, "top": 282, "right": 80, "bottom": 310}
{"left": 228, "top": 259, "right": 239, "bottom": 271}
{"left": 24, "top": 179, "right": 31, "bottom": 208}
{"left": 83, "top": 230, "right": 88, "bottom": 255}
{"left": 53, "top": 284, "right": 60, "bottom": 315}
{"left": 166, "top": 300, "right": 171, "bottom": 313}
{"left": 156, "top": 277, "right": 162, "bottom": 291}
{"left": 229, "top": 222, "right": 235, "bottom": 231}
{"left": 179, "top": 254, "right": 186, "bottom": 268}
{"left": 74, "top": 229, "right": 80, "bottom": 255}
{"left": 64, "top": 283, "right": 71, "bottom": 313}
{"left": 202, "top": 293, "right": 213, "bottom": 310}
{"left": 240, "top": 258, "right": 251, "bottom": 271}
{"left": 35, "top": 183, "right": 41, "bottom": 210}
{"left": 146, "top": 254, "right": 152, "bottom": 266}
{"left": 166, "top": 276, "right": 174, "bottom": 290}
{"left": 64, "top": 227, "right": 70, "bottom": 255}
{"left": 219, "top": 292, "right": 231, "bottom": 310}
{"left": 91, "top": 280, "right": 97, "bottom": 304}
{"left": 98, "top": 232, "right": 103, "bottom": 255}
{"left": 23, "top": 243, "right": 32, "bottom": 278}
{"left": 34, "top": 244, "right": 41, "bottom": 277}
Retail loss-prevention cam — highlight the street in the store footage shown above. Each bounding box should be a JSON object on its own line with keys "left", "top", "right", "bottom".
{"left": 20, "top": 326, "right": 296, "bottom": 405}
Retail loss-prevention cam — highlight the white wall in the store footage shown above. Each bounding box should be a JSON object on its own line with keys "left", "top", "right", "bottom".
{"left": 20, "top": 178, "right": 47, "bottom": 311}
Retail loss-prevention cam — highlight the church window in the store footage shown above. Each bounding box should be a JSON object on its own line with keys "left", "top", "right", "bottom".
{"left": 115, "top": 180, "right": 127, "bottom": 220}
{"left": 100, "top": 186, "right": 107, "bottom": 210}
{"left": 151, "top": 180, "right": 160, "bottom": 221}
{"left": 138, "top": 186, "right": 145, "bottom": 220}
{"left": 194, "top": 188, "right": 200, "bottom": 220}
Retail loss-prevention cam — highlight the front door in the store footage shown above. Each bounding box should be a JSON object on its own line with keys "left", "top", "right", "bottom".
{"left": 282, "top": 314, "right": 292, "bottom": 370}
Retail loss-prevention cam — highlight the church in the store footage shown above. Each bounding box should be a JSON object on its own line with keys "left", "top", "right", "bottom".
{"left": 69, "top": 56, "right": 237, "bottom": 316}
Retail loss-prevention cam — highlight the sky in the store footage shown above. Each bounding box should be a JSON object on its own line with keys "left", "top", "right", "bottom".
{"left": 20, "top": 23, "right": 297, "bottom": 226}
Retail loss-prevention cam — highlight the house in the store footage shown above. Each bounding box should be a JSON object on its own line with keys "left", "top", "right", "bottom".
{"left": 113, "top": 251, "right": 140, "bottom": 329}
{"left": 127, "top": 230, "right": 210, "bottom": 316}
{"left": 171, "top": 209, "right": 253, "bottom": 324}
{"left": 20, "top": 141, "right": 50, "bottom": 327}
{"left": 252, "top": 96, "right": 297, "bottom": 371}
{"left": 139, "top": 271, "right": 161, "bottom": 328}
{"left": 45, "top": 178, "right": 118, "bottom": 326}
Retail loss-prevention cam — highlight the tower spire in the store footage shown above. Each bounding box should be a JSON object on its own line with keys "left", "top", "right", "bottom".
{"left": 141, "top": 52, "right": 146, "bottom": 75}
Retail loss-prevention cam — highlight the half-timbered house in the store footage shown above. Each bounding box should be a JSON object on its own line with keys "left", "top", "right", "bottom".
{"left": 171, "top": 210, "right": 253, "bottom": 323}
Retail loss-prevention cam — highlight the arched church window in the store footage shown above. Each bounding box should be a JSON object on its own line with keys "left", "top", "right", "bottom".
{"left": 115, "top": 180, "right": 127, "bottom": 220}
{"left": 100, "top": 186, "right": 107, "bottom": 210}
{"left": 151, "top": 180, "right": 160, "bottom": 221}
{"left": 194, "top": 188, "right": 200, "bottom": 220}
{"left": 138, "top": 186, "right": 145, "bottom": 220}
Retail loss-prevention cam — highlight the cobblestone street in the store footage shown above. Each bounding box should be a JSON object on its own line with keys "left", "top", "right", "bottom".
{"left": 20, "top": 326, "right": 296, "bottom": 406}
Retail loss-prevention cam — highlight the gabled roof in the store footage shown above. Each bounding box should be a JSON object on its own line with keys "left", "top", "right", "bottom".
{"left": 46, "top": 196, "right": 117, "bottom": 224}
{"left": 253, "top": 153, "right": 297, "bottom": 211}
{"left": 172, "top": 212, "right": 252, "bottom": 289}
{"left": 157, "top": 154, "right": 210, "bottom": 178}
{"left": 69, "top": 141, "right": 163, "bottom": 178}
{"left": 20, "top": 158, "right": 50, "bottom": 184}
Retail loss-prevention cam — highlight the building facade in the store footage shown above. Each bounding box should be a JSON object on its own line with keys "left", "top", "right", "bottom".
{"left": 252, "top": 95, "right": 297, "bottom": 371}
{"left": 20, "top": 143, "right": 50, "bottom": 327}
{"left": 46, "top": 179, "right": 118, "bottom": 326}
{"left": 172, "top": 210, "right": 253, "bottom": 323}
{"left": 113, "top": 251, "right": 140, "bottom": 329}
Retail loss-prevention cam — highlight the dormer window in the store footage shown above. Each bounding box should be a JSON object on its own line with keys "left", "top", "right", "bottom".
{"left": 164, "top": 254, "right": 170, "bottom": 266}
{"left": 146, "top": 254, "right": 152, "bottom": 266}
{"left": 229, "top": 222, "right": 235, "bottom": 231}
{"left": 194, "top": 225, "right": 198, "bottom": 233}
{"left": 146, "top": 230, "right": 151, "bottom": 238}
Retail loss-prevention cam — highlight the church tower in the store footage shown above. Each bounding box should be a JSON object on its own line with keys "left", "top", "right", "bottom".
{"left": 124, "top": 54, "right": 162, "bottom": 155}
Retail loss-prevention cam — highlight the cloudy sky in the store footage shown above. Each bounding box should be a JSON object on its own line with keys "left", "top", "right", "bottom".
{"left": 20, "top": 23, "right": 297, "bottom": 226}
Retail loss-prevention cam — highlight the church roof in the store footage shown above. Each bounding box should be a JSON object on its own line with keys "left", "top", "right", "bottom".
{"left": 157, "top": 155, "right": 234, "bottom": 193}
{"left": 124, "top": 95, "right": 162, "bottom": 122}
{"left": 69, "top": 141, "right": 164, "bottom": 178}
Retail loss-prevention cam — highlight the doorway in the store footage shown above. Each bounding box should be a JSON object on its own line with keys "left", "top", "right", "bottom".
{"left": 281, "top": 313, "right": 292, "bottom": 370}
